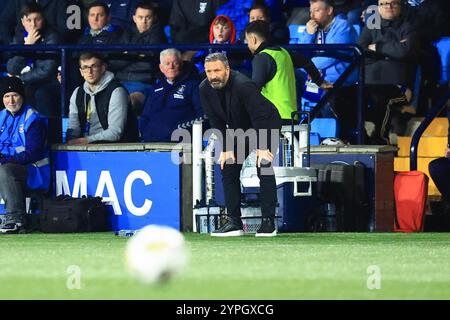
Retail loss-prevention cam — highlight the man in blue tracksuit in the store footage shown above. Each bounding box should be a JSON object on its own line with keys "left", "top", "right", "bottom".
{"left": 140, "top": 48, "right": 204, "bottom": 142}
{"left": 0, "top": 77, "right": 49, "bottom": 234}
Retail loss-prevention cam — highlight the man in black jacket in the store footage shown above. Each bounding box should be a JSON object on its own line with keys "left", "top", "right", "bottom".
{"left": 110, "top": 2, "right": 167, "bottom": 115}
{"left": 358, "top": 0, "right": 418, "bottom": 144}
{"left": 200, "top": 52, "right": 282, "bottom": 237}
{"left": 0, "top": 0, "right": 67, "bottom": 45}
{"left": 78, "top": 1, "right": 122, "bottom": 45}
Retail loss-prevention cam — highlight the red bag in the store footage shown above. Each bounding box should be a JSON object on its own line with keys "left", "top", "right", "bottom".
{"left": 394, "top": 171, "right": 429, "bottom": 232}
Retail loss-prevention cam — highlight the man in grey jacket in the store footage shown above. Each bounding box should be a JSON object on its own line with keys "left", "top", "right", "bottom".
{"left": 66, "top": 52, "right": 138, "bottom": 145}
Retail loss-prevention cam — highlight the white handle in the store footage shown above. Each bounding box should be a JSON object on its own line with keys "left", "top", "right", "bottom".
{"left": 293, "top": 177, "right": 313, "bottom": 197}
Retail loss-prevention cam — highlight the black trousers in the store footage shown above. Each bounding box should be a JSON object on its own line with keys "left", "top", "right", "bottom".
{"left": 332, "top": 85, "right": 408, "bottom": 144}
{"left": 429, "top": 157, "right": 450, "bottom": 204}
{"left": 221, "top": 129, "right": 279, "bottom": 222}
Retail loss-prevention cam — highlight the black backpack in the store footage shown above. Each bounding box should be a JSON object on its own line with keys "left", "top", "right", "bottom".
{"left": 40, "top": 195, "right": 109, "bottom": 233}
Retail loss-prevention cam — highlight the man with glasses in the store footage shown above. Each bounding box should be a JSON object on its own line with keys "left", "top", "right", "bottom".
{"left": 358, "top": 0, "right": 418, "bottom": 144}
{"left": 66, "top": 52, "right": 138, "bottom": 145}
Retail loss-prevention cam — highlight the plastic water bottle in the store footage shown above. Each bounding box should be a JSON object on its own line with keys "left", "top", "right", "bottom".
{"left": 115, "top": 229, "right": 136, "bottom": 237}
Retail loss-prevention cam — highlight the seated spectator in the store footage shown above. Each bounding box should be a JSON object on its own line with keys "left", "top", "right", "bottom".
{"left": 404, "top": 0, "right": 450, "bottom": 115}
{"left": 169, "top": 0, "right": 223, "bottom": 44}
{"left": 0, "top": 0, "right": 67, "bottom": 45}
{"left": 110, "top": 1, "right": 167, "bottom": 116}
{"left": 66, "top": 52, "right": 139, "bottom": 145}
{"left": 78, "top": 1, "right": 122, "bottom": 45}
{"left": 217, "top": 0, "right": 283, "bottom": 43}
{"left": 287, "top": 0, "right": 370, "bottom": 25}
{"left": 429, "top": 105, "right": 450, "bottom": 207}
{"left": 0, "top": 77, "right": 49, "bottom": 234}
{"left": 210, "top": 14, "right": 236, "bottom": 44}
{"left": 140, "top": 49, "right": 203, "bottom": 142}
{"left": 6, "top": 3, "right": 60, "bottom": 116}
{"left": 245, "top": 20, "right": 331, "bottom": 122}
{"left": 358, "top": 0, "right": 418, "bottom": 144}
{"left": 67, "top": 1, "right": 123, "bottom": 100}
{"left": 238, "top": 1, "right": 290, "bottom": 45}
{"left": 188, "top": 14, "right": 242, "bottom": 76}
{"left": 298, "top": 0, "right": 358, "bottom": 84}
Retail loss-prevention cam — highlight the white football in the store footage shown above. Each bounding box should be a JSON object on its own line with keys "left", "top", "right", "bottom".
{"left": 125, "top": 225, "right": 187, "bottom": 285}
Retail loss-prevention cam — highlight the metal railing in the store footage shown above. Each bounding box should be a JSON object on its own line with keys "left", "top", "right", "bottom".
{"left": 0, "top": 43, "right": 365, "bottom": 142}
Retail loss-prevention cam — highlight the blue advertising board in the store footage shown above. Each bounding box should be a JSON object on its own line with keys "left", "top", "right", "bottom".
{"left": 52, "top": 151, "right": 181, "bottom": 231}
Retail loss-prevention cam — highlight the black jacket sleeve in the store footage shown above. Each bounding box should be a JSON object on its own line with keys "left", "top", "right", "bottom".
{"left": 291, "top": 52, "right": 323, "bottom": 85}
{"left": 251, "top": 53, "right": 276, "bottom": 90}
{"left": 239, "top": 81, "right": 278, "bottom": 129}
{"left": 357, "top": 26, "right": 373, "bottom": 50}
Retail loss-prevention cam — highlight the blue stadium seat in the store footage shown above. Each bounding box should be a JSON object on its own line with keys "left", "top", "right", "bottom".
{"left": 309, "top": 132, "right": 321, "bottom": 146}
{"left": 311, "top": 118, "right": 338, "bottom": 139}
{"left": 288, "top": 24, "right": 306, "bottom": 44}
{"left": 435, "top": 37, "right": 450, "bottom": 83}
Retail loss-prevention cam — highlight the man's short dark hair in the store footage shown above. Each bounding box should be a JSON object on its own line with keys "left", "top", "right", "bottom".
{"left": 79, "top": 52, "right": 106, "bottom": 65}
{"left": 87, "top": 1, "right": 110, "bottom": 15}
{"left": 134, "top": 1, "right": 158, "bottom": 15}
{"left": 249, "top": 2, "right": 270, "bottom": 20}
{"left": 20, "top": 2, "right": 44, "bottom": 18}
{"left": 310, "top": 0, "right": 335, "bottom": 7}
{"left": 245, "top": 20, "right": 270, "bottom": 41}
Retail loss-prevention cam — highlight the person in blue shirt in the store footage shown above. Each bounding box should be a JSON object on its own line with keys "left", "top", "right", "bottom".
{"left": 298, "top": 0, "right": 358, "bottom": 84}
{"left": 0, "top": 77, "right": 49, "bottom": 234}
{"left": 297, "top": 0, "right": 359, "bottom": 142}
{"left": 140, "top": 48, "right": 204, "bottom": 142}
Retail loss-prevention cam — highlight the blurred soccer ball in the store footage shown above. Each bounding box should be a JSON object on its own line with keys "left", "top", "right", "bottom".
{"left": 125, "top": 225, "right": 187, "bottom": 285}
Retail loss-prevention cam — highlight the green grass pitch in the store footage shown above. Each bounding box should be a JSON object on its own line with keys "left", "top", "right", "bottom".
{"left": 0, "top": 232, "right": 449, "bottom": 299}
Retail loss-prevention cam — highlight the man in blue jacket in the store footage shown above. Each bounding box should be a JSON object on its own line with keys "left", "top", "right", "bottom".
{"left": 140, "top": 48, "right": 204, "bottom": 142}
{"left": 298, "top": 0, "right": 358, "bottom": 84}
{"left": 0, "top": 77, "right": 49, "bottom": 234}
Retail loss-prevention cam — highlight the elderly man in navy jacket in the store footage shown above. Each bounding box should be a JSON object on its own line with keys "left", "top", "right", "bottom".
{"left": 0, "top": 77, "right": 49, "bottom": 234}
{"left": 139, "top": 48, "right": 204, "bottom": 142}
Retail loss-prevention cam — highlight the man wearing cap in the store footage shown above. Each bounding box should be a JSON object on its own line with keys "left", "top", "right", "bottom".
{"left": 0, "top": 77, "right": 50, "bottom": 234}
